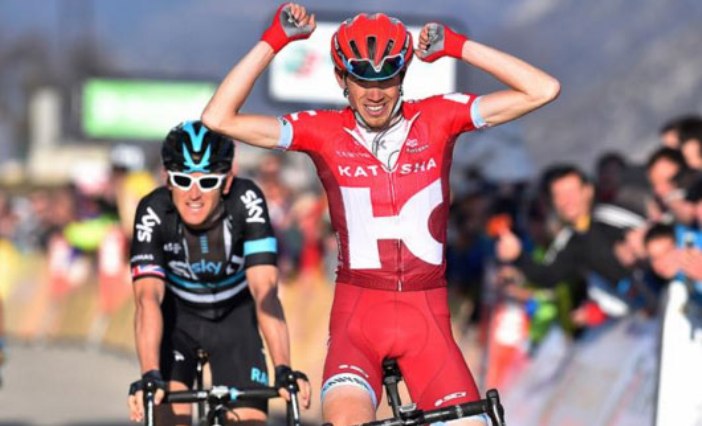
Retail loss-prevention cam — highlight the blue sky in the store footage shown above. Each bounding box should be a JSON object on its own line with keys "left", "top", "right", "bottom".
{"left": 0, "top": 0, "right": 508, "bottom": 77}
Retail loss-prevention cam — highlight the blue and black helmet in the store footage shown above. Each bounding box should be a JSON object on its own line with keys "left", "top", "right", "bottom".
{"left": 162, "top": 121, "right": 234, "bottom": 173}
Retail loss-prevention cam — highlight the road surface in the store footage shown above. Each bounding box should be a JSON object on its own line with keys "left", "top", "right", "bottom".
{"left": 0, "top": 341, "right": 137, "bottom": 425}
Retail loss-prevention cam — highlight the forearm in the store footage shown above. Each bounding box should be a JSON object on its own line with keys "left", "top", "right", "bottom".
{"left": 516, "top": 253, "right": 568, "bottom": 288}
{"left": 247, "top": 265, "right": 291, "bottom": 366}
{"left": 256, "top": 293, "right": 291, "bottom": 367}
{"left": 201, "top": 42, "right": 275, "bottom": 136}
{"left": 134, "top": 299, "right": 163, "bottom": 374}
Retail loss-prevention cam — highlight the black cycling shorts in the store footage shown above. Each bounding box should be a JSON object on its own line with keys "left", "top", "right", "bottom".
{"left": 160, "top": 294, "right": 269, "bottom": 413}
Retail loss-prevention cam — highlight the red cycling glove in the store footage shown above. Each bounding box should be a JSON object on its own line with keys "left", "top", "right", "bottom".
{"left": 417, "top": 22, "right": 468, "bottom": 63}
{"left": 261, "top": 3, "right": 314, "bottom": 53}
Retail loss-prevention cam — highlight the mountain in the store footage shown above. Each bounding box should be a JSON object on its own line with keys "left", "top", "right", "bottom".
{"left": 477, "top": 0, "right": 702, "bottom": 170}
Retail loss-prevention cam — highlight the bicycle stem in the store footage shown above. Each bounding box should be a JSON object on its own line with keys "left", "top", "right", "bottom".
{"left": 144, "top": 381, "right": 157, "bottom": 426}
{"left": 287, "top": 384, "right": 302, "bottom": 426}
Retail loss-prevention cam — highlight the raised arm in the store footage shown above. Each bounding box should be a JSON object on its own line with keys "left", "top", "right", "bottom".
{"left": 417, "top": 23, "right": 560, "bottom": 127}
{"left": 201, "top": 3, "right": 316, "bottom": 149}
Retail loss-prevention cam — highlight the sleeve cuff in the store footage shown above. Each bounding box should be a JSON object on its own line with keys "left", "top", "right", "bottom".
{"left": 276, "top": 116, "right": 293, "bottom": 150}
{"left": 470, "top": 96, "right": 487, "bottom": 129}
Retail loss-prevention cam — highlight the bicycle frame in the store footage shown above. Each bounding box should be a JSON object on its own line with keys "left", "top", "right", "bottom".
{"left": 195, "top": 349, "right": 208, "bottom": 421}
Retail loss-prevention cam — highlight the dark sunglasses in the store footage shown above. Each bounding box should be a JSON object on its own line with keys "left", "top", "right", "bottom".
{"left": 336, "top": 36, "right": 409, "bottom": 81}
{"left": 346, "top": 54, "right": 405, "bottom": 81}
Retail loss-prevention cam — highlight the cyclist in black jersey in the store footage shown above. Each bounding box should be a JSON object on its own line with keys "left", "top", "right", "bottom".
{"left": 127, "top": 121, "right": 311, "bottom": 425}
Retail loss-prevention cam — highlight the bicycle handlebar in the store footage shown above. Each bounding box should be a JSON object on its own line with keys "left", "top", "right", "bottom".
{"left": 144, "top": 385, "right": 300, "bottom": 426}
{"left": 357, "top": 389, "right": 505, "bottom": 426}
{"left": 164, "top": 386, "right": 280, "bottom": 404}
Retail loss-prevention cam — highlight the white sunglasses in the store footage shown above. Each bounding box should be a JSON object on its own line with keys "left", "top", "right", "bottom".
{"left": 167, "top": 171, "right": 226, "bottom": 192}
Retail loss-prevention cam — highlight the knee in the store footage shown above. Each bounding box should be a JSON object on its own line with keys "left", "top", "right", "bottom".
{"left": 323, "top": 387, "right": 375, "bottom": 426}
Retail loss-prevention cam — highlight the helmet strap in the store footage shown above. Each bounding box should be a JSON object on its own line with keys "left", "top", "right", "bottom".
{"left": 390, "top": 85, "right": 403, "bottom": 118}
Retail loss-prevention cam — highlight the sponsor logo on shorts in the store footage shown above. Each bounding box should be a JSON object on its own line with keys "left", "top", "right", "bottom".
{"left": 250, "top": 367, "right": 268, "bottom": 385}
{"left": 434, "top": 391, "right": 467, "bottom": 407}
{"left": 173, "top": 350, "right": 185, "bottom": 362}
{"left": 339, "top": 364, "right": 369, "bottom": 378}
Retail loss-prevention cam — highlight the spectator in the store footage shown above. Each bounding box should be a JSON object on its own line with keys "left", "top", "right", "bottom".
{"left": 255, "top": 152, "right": 297, "bottom": 280}
{"left": 107, "top": 144, "right": 157, "bottom": 241}
{"left": 679, "top": 119, "right": 702, "bottom": 171}
{"left": 646, "top": 147, "right": 695, "bottom": 224}
{"left": 644, "top": 223, "right": 678, "bottom": 282}
{"left": 446, "top": 190, "right": 494, "bottom": 325}
{"left": 675, "top": 178, "right": 702, "bottom": 306}
{"left": 659, "top": 115, "right": 702, "bottom": 149}
{"left": 496, "top": 164, "right": 646, "bottom": 324}
{"left": 289, "top": 191, "right": 327, "bottom": 283}
{"left": 645, "top": 220, "right": 702, "bottom": 310}
{"left": 595, "top": 152, "right": 627, "bottom": 204}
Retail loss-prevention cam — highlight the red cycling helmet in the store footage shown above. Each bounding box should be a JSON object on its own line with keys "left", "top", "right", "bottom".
{"left": 331, "top": 13, "right": 413, "bottom": 81}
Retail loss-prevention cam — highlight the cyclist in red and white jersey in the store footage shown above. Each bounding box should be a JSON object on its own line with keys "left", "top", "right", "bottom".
{"left": 202, "top": 3, "right": 559, "bottom": 425}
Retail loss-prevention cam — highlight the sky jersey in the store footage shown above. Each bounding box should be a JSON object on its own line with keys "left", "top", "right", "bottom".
{"left": 130, "top": 178, "right": 277, "bottom": 319}
{"left": 277, "top": 93, "right": 482, "bottom": 291}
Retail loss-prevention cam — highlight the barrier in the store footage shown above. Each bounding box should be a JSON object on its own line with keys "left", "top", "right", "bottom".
{"left": 655, "top": 281, "right": 702, "bottom": 425}
{"left": 483, "top": 300, "right": 530, "bottom": 390}
{"left": 502, "top": 316, "right": 658, "bottom": 425}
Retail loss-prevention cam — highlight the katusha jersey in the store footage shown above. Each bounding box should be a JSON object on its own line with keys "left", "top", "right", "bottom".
{"left": 278, "top": 93, "right": 483, "bottom": 291}
{"left": 130, "top": 178, "right": 277, "bottom": 319}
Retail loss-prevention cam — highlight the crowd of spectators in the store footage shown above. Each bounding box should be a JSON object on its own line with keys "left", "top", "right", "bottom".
{"left": 443, "top": 114, "right": 702, "bottom": 355}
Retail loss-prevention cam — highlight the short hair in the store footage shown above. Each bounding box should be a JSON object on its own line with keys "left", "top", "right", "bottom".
{"left": 679, "top": 118, "right": 702, "bottom": 146}
{"left": 644, "top": 222, "right": 675, "bottom": 245}
{"left": 596, "top": 152, "right": 627, "bottom": 173}
{"left": 659, "top": 115, "right": 702, "bottom": 136}
{"left": 540, "top": 164, "right": 590, "bottom": 198}
{"left": 645, "top": 147, "right": 686, "bottom": 172}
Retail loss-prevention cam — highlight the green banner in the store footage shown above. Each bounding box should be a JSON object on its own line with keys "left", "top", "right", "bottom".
{"left": 82, "top": 79, "right": 216, "bottom": 140}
